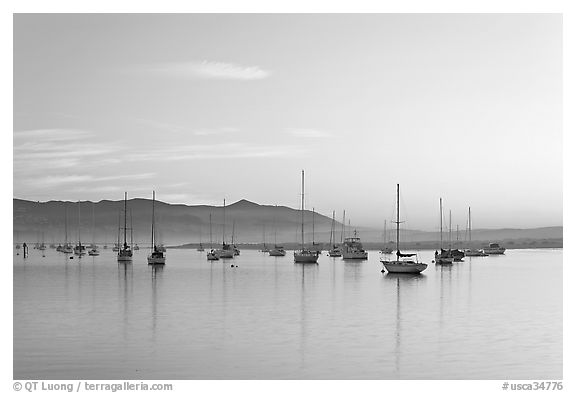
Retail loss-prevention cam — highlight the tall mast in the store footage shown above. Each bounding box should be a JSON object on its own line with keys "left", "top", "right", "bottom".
{"left": 232, "top": 220, "right": 236, "bottom": 244}
{"left": 384, "top": 219, "right": 387, "bottom": 244}
{"left": 77, "top": 202, "right": 81, "bottom": 245}
{"left": 449, "top": 210, "right": 452, "bottom": 250}
{"left": 274, "top": 205, "right": 278, "bottom": 246}
{"left": 341, "top": 210, "right": 345, "bottom": 243}
{"left": 123, "top": 192, "right": 128, "bottom": 247}
{"left": 130, "top": 209, "right": 133, "bottom": 247}
{"left": 64, "top": 205, "right": 68, "bottom": 245}
{"left": 312, "top": 207, "right": 315, "bottom": 245}
{"left": 151, "top": 191, "right": 155, "bottom": 249}
{"left": 468, "top": 206, "right": 472, "bottom": 245}
{"left": 329, "top": 210, "right": 335, "bottom": 247}
{"left": 222, "top": 198, "right": 226, "bottom": 246}
{"left": 117, "top": 210, "right": 121, "bottom": 247}
{"left": 456, "top": 224, "right": 459, "bottom": 245}
{"left": 209, "top": 212, "right": 213, "bottom": 248}
{"left": 92, "top": 203, "right": 95, "bottom": 246}
{"left": 396, "top": 184, "right": 400, "bottom": 260}
{"left": 301, "top": 170, "right": 304, "bottom": 250}
{"left": 440, "top": 198, "right": 443, "bottom": 249}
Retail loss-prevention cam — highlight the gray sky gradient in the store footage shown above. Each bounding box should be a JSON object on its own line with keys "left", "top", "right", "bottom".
{"left": 13, "top": 14, "right": 562, "bottom": 230}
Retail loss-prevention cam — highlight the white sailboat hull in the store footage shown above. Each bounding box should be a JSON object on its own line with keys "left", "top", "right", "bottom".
{"left": 382, "top": 261, "right": 427, "bottom": 273}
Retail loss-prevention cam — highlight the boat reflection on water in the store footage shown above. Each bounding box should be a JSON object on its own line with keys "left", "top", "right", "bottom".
{"left": 150, "top": 264, "right": 164, "bottom": 342}
{"left": 383, "top": 273, "right": 427, "bottom": 375}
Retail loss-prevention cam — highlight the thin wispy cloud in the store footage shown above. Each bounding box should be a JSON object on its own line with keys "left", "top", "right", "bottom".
{"left": 28, "top": 173, "right": 156, "bottom": 188}
{"left": 286, "top": 128, "right": 334, "bottom": 138}
{"left": 13, "top": 128, "right": 92, "bottom": 142}
{"left": 14, "top": 128, "right": 121, "bottom": 173}
{"left": 144, "top": 60, "right": 271, "bottom": 80}
{"left": 119, "top": 143, "right": 304, "bottom": 162}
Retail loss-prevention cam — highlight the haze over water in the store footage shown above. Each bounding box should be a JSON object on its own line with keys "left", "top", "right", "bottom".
{"left": 14, "top": 248, "right": 562, "bottom": 379}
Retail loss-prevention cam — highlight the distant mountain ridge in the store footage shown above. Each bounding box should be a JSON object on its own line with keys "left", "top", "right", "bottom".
{"left": 13, "top": 198, "right": 562, "bottom": 247}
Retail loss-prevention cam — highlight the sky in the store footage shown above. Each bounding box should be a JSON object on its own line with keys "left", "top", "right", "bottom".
{"left": 13, "top": 13, "right": 562, "bottom": 230}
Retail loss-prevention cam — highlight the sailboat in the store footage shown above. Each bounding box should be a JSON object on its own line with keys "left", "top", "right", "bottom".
{"left": 62, "top": 205, "right": 73, "bottom": 254}
{"left": 147, "top": 191, "right": 166, "bottom": 265}
{"left": 269, "top": 206, "right": 286, "bottom": 256}
{"left": 464, "top": 207, "right": 488, "bottom": 257}
{"left": 206, "top": 212, "right": 219, "bottom": 261}
{"left": 380, "top": 220, "right": 393, "bottom": 254}
{"left": 327, "top": 210, "right": 342, "bottom": 257}
{"left": 216, "top": 199, "right": 234, "bottom": 259}
{"left": 448, "top": 212, "right": 464, "bottom": 261}
{"left": 74, "top": 202, "right": 86, "bottom": 256}
{"left": 88, "top": 203, "right": 99, "bottom": 256}
{"left": 381, "top": 184, "right": 428, "bottom": 274}
{"left": 294, "top": 170, "right": 319, "bottom": 263}
{"left": 117, "top": 192, "right": 133, "bottom": 262}
{"left": 434, "top": 198, "right": 454, "bottom": 264}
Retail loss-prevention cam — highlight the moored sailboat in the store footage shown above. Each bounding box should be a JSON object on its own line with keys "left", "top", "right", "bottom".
{"left": 74, "top": 202, "right": 86, "bottom": 257}
{"left": 434, "top": 198, "right": 454, "bottom": 264}
{"left": 381, "top": 184, "right": 428, "bottom": 274}
{"left": 294, "top": 170, "right": 319, "bottom": 263}
{"left": 216, "top": 199, "right": 235, "bottom": 259}
{"left": 62, "top": 205, "right": 73, "bottom": 254}
{"left": 327, "top": 210, "right": 342, "bottom": 257}
{"left": 147, "top": 191, "right": 166, "bottom": 265}
{"left": 88, "top": 203, "right": 99, "bottom": 256}
{"left": 117, "top": 192, "right": 133, "bottom": 262}
{"left": 269, "top": 205, "right": 286, "bottom": 256}
{"left": 206, "top": 212, "right": 219, "bottom": 261}
{"left": 464, "top": 207, "right": 487, "bottom": 257}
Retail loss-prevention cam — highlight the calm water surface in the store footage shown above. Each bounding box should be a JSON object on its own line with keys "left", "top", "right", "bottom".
{"left": 14, "top": 248, "right": 562, "bottom": 379}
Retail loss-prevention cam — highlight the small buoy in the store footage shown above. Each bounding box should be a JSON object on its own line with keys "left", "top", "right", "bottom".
{"left": 381, "top": 269, "right": 385, "bottom": 273}
{"left": 235, "top": 265, "right": 238, "bottom": 268}
{"left": 69, "top": 256, "right": 74, "bottom": 259}
{"left": 230, "top": 264, "right": 234, "bottom": 268}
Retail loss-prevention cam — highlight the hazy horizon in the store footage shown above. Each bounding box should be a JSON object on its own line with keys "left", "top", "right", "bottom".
{"left": 13, "top": 14, "right": 562, "bottom": 230}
